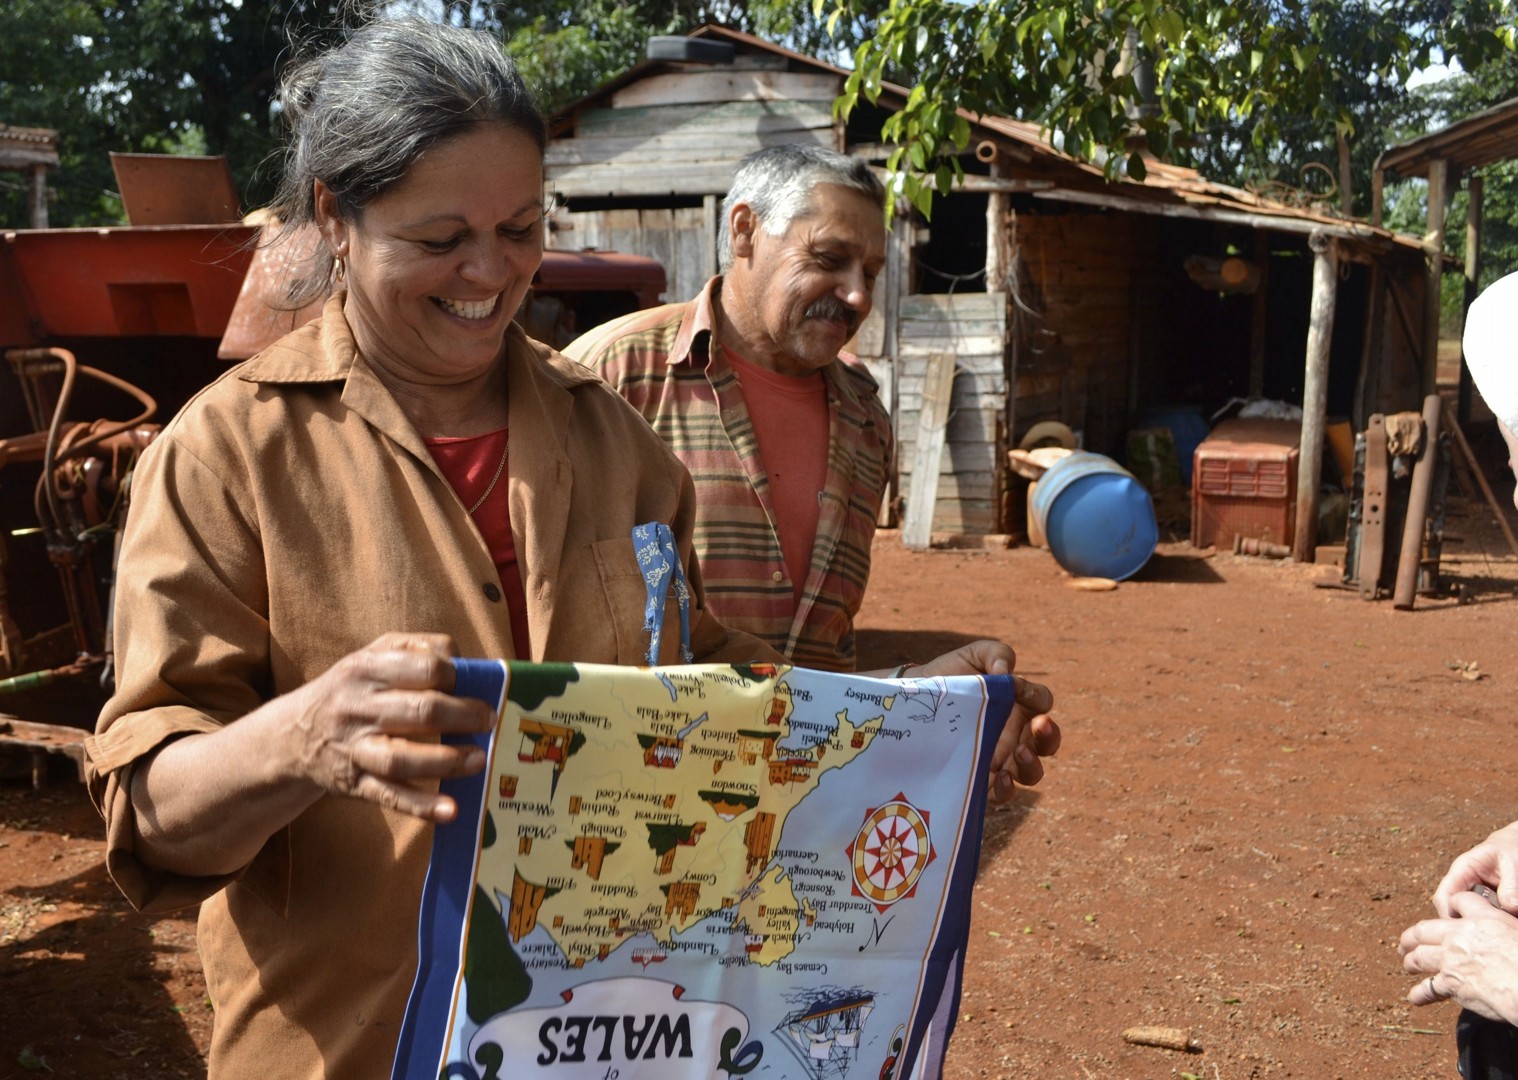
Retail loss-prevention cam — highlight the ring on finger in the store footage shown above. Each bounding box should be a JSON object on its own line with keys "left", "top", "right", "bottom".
{"left": 1426, "top": 976, "right": 1439, "bottom": 999}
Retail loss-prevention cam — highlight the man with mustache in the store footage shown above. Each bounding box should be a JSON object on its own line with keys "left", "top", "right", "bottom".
{"left": 566, "top": 144, "right": 891, "bottom": 671}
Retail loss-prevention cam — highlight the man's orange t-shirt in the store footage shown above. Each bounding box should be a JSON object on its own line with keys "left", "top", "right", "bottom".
{"left": 724, "top": 347, "right": 831, "bottom": 606}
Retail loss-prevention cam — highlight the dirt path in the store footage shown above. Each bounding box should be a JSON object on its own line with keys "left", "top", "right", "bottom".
{"left": 3, "top": 494, "right": 1517, "bottom": 1078}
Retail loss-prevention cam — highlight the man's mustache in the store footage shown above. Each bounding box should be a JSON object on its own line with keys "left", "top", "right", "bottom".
{"left": 804, "top": 297, "right": 859, "bottom": 336}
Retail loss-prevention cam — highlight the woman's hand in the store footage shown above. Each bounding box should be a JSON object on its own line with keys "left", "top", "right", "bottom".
{"left": 894, "top": 639, "right": 1060, "bottom": 806}
{"left": 1400, "top": 890, "right": 1518, "bottom": 1024}
{"left": 129, "top": 632, "right": 497, "bottom": 878}
{"left": 278, "top": 632, "right": 497, "bottom": 822}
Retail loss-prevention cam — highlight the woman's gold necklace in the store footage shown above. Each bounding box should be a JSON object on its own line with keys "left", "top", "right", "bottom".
{"left": 469, "top": 439, "right": 509, "bottom": 515}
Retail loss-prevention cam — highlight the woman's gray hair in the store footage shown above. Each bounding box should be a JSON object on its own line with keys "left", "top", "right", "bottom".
{"left": 717, "top": 145, "right": 885, "bottom": 272}
{"left": 269, "top": 16, "right": 545, "bottom": 307}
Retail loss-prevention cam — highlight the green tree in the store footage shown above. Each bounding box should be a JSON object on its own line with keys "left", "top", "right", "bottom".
{"left": 481, "top": 0, "right": 888, "bottom": 115}
{"left": 811, "top": 0, "right": 1517, "bottom": 219}
{"left": 1, "top": 0, "right": 888, "bottom": 228}
{"left": 1, "top": 0, "right": 373, "bottom": 229}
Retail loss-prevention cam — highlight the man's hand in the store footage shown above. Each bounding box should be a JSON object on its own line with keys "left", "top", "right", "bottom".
{"left": 1433, "top": 821, "right": 1518, "bottom": 917}
{"left": 893, "top": 639, "right": 1060, "bottom": 805}
{"left": 1400, "top": 891, "right": 1518, "bottom": 1023}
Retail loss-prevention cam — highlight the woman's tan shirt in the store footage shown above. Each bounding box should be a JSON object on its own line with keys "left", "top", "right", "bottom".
{"left": 85, "top": 298, "right": 775, "bottom": 1078}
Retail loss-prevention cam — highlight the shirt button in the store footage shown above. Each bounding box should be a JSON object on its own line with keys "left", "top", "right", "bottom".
{"left": 483, "top": 583, "right": 502, "bottom": 602}
{"left": 771, "top": 570, "right": 784, "bottom": 583}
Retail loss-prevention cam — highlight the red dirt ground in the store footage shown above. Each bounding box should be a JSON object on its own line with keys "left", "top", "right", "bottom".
{"left": 3, "top": 480, "right": 1517, "bottom": 1079}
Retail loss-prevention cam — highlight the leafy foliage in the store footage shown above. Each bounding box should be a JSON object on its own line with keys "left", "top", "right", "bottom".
{"left": 0, "top": 0, "right": 367, "bottom": 228}
{"left": 0, "top": 0, "right": 889, "bottom": 228}
{"left": 812, "top": 0, "right": 1518, "bottom": 218}
{"left": 443, "top": 0, "right": 890, "bottom": 115}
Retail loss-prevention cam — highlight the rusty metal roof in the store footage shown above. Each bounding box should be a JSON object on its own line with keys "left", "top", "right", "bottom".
{"left": 1377, "top": 95, "right": 1518, "bottom": 179}
{"left": 557, "top": 25, "right": 1421, "bottom": 254}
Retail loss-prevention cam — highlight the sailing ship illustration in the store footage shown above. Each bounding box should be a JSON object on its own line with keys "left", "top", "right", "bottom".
{"left": 776, "top": 990, "right": 875, "bottom": 1077}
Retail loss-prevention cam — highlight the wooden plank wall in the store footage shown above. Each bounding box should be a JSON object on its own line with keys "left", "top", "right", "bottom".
{"left": 546, "top": 57, "right": 843, "bottom": 307}
{"left": 892, "top": 293, "right": 1009, "bottom": 535}
{"left": 546, "top": 60, "right": 840, "bottom": 200}
{"left": 550, "top": 207, "right": 709, "bottom": 306}
{"left": 1010, "top": 211, "right": 1138, "bottom": 456}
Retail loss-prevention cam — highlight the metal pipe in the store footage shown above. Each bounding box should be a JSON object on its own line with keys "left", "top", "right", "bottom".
{"left": 1393, "top": 394, "right": 1442, "bottom": 610}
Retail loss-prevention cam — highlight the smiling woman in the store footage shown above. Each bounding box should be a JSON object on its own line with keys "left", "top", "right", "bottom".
{"left": 312, "top": 124, "right": 548, "bottom": 428}
{"left": 81, "top": 16, "right": 781, "bottom": 1080}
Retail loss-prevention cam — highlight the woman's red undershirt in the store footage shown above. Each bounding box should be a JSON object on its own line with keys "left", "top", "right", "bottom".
{"left": 424, "top": 429, "right": 532, "bottom": 657}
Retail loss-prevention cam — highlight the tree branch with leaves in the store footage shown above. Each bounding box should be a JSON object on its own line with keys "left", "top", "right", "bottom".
{"left": 814, "top": 0, "right": 1517, "bottom": 217}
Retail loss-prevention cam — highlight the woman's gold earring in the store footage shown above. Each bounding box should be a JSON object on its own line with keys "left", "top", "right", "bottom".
{"left": 333, "top": 256, "right": 346, "bottom": 283}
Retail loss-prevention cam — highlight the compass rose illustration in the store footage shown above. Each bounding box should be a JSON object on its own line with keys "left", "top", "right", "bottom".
{"left": 846, "top": 793, "right": 934, "bottom": 912}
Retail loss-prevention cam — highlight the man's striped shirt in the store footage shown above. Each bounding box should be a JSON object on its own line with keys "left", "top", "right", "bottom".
{"left": 564, "top": 277, "right": 892, "bottom": 671}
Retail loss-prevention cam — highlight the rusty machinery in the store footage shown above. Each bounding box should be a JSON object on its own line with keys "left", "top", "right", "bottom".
{"left": 0, "top": 347, "right": 158, "bottom": 697}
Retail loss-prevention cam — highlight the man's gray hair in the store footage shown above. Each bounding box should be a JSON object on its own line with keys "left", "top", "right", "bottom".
{"left": 269, "top": 16, "right": 545, "bottom": 307}
{"left": 717, "top": 144, "right": 885, "bottom": 272}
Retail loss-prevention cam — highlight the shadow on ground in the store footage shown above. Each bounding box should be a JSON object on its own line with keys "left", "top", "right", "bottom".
{"left": 1127, "top": 551, "right": 1227, "bottom": 585}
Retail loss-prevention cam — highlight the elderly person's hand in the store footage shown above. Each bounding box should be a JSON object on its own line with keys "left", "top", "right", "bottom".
{"left": 1432, "top": 821, "right": 1518, "bottom": 917}
{"left": 1400, "top": 890, "right": 1518, "bottom": 1023}
{"left": 129, "top": 632, "right": 496, "bottom": 878}
{"left": 891, "top": 639, "right": 1060, "bottom": 805}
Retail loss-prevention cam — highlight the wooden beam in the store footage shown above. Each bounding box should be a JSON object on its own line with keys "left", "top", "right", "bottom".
{"left": 1459, "top": 173, "right": 1483, "bottom": 427}
{"left": 1445, "top": 403, "right": 1518, "bottom": 558}
{"left": 1247, "top": 229, "right": 1270, "bottom": 398}
{"left": 951, "top": 175, "right": 1054, "bottom": 194}
{"left": 1355, "top": 263, "right": 1386, "bottom": 431}
{"left": 1421, "top": 156, "right": 1450, "bottom": 399}
{"left": 609, "top": 70, "right": 839, "bottom": 110}
{"left": 902, "top": 352, "right": 956, "bottom": 550}
{"left": 1293, "top": 231, "right": 1338, "bottom": 563}
{"left": 877, "top": 209, "right": 911, "bottom": 527}
{"left": 1035, "top": 187, "right": 1395, "bottom": 246}
{"left": 702, "top": 194, "right": 720, "bottom": 282}
{"left": 28, "top": 164, "right": 47, "bottom": 229}
{"left": 546, "top": 128, "right": 830, "bottom": 167}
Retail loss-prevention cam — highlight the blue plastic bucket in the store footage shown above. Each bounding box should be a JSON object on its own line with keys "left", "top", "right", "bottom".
{"left": 1031, "top": 451, "right": 1158, "bottom": 580}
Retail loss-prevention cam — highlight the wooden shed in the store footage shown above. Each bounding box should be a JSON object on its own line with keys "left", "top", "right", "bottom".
{"left": 0, "top": 125, "right": 58, "bottom": 229}
{"left": 545, "top": 26, "right": 1434, "bottom": 551}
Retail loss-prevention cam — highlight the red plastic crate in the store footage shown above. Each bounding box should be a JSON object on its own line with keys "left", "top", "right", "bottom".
{"left": 1190, "top": 418, "right": 1301, "bottom": 549}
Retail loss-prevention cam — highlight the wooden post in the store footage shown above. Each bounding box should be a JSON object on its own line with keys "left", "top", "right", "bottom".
{"left": 902, "top": 352, "right": 956, "bottom": 550}
{"left": 1421, "top": 156, "right": 1451, "bottom": 399}
{"left": 1293, "top": 230, "right": 1338, "bottom": 563}
{"left": 985, "top": 159, "right": 1011, "bottom": 294}
{"left": 1247, "top": 229, "right": 1270, "bottom": 398}
{"left": 985, "top": 160, "right": 1013, "bottom": 532}
{"left": 28, "top": 163, "right": 48, "bottom": 229}
{"left": 702, "top": 194, "right": 720, "bottom": 283}
{"left": 877, "top": 208, "right": 911, "bottom": 527}
{"left": 1459, "top": 173, "right": 1483, "bottom": 427}
{"left": 1337, "top": 129, "right": 1354, "bottom": 217}
{"left": 1354, "top": 265, "right": 1384, "bottom": 431}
